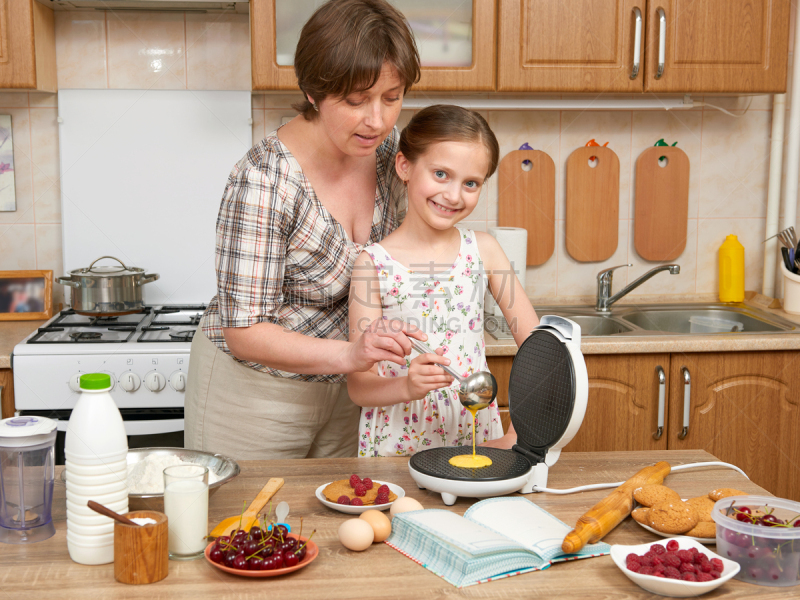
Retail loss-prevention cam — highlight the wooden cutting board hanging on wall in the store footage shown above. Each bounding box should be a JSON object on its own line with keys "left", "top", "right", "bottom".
{"left": 565, "top": 146, "right": 620, "bottom": 262}
{"left": 497, "top": 149, "right": 556, "bottom": 265}
{"left": 634, "top": 146, "right": 690, "bottom": 261}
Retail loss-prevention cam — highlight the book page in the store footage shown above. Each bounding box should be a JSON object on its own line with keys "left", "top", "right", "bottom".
{"left": 464, "top": 498, "right": 581, "bottom": 562}
{"left": 397, "top": 510, "right": 529, "bottom": 557}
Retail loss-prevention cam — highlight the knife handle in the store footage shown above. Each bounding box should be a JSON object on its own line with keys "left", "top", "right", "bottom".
{"left": 243, "top": 477, "right": 284, "bottom": 518}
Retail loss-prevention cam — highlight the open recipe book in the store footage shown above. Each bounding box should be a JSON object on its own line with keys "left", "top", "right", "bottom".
{"left": 385, "top": 497, "right": 610, "bottom": 588}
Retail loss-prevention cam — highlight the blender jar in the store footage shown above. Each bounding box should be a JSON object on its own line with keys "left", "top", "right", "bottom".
{"left": 0, "top": 416, "right": 57, "bottom": 544}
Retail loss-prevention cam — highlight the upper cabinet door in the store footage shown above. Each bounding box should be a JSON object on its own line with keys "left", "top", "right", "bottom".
{"left": 644, "top": 0, "right": 791, "bottom": 93}
{"left": 251, "top": 0, "right": 496, "bottom": 92}
{"left": 0, "top": 0, "right": 56, "bottom": 92}
{"left": 497, "top": 0, "right": 646, "bottom": 92}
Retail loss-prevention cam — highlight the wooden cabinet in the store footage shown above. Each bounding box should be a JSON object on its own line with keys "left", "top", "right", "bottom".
{"left": 0, "top": 0, "right": 56, "bottom": 92}
{"left": 497, "top": 0, "right": 790, "bottom": 93}
{"left": 668, "top": 351, "right": 800, "bottom": 502}
{"left": 497, "top": 0, "right": 646, "bottom": 92}
{"left": 0, "top": 369, "right": 14, "bottom": 420}
{"left": 251, "top": 0, "right": 496, "bottom": 92}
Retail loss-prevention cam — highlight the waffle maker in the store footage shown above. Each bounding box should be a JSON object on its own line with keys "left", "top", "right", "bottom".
{"left": 408, "top": 315, "right": 588, "bottom": 505}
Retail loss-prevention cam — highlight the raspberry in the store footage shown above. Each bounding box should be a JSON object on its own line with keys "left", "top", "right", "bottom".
{"left": 377, "top": 484, "right": 390, "bottom": 495}
{"left": 699, "top": 562, "right": 713, "bottom": 573}
{"left": 349, "top": 474, "right": 361, "bottom": 488}
{"left": 690, "top": 547, "right": 700, "bottom": 557}
{"left": 638, "top": 566, "right": 654, "bottom": 576}
{"left": 664, "top": 566, "right": 681, "bottom": 580}
{"left": 653, "top": 572, "right": 666, "bottom": 578}
{"left": 695, "top": 573, "right": 714, "bottom": 582}
{"left": 354, "top": 483, "right": 367, "bottom": 497}
{"left": 644, "top": 550, "right": 657, "bottom": 559}
{"left": 638, "top": 556, "right": 653, "bottom": 567}
{"left": 711, "top": 558, "right": 724, "bottom": 571}
{"left": 651, "top": 556, "right": 664, "bottom": 566}
{"left": 681, "top": 572, "right": 697, "bottom": 582}
{"left": 362, "top": 478, "right": 374, "bottom": 490}
{"left": 677, "top": 550, "right": 694, "bottom": 563}
{"left": 653, "top": 564, "right": 666, "bottom": 575}
{"left": 663, "top": 552, "right": 681, "bottom": 568}
{"left": 679, "top": 562, "right": 696, "bottom": 574}
{"left": 337, "top": 495, "right": 351, "bottom": 505}
{"left": 375, "top": 493, "right": 389, "bottom": 504}
{"left": 626, "top": 553, "right": 640, "bottom": 564}
{"left": 350, "top": 498, "right": 364, "bottom": 506}
{"left": 627, "top": 561, "right": 641, "bottom": 572}
{"left": 666, "top": 539, "right": 679, "bottom": 552}
{"left": 710, "top": 570, "right": 721, "bottom": 580}
{"left": 650, "top": 544, "right": 666, "bottom": 555}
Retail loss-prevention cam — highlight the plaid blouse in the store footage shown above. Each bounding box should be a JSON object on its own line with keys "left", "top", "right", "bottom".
{"left": 201, "top": 128, "right": 404, "bottom": 383}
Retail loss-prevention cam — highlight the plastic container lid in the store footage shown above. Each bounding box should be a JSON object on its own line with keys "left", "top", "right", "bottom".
{"left": 79, "top": 373, "right": 111, "bottom": 390}
{"left": 689, "top": 316, "right": 744, "bottom": 333}
{"left": 0, "top": 416, "right": 57, "bottom": 448}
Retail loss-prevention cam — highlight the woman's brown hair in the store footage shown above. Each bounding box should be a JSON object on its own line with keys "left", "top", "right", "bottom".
{"left": 293, "top": 0, "right": 420, "bottom": 120}
{"left": 399, "top": 105, "right": 500, "bottom": 179}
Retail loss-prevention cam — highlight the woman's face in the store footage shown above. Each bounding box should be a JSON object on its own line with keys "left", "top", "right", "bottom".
{"left": 311, "top": 63, "right": 404, "bottom": 158}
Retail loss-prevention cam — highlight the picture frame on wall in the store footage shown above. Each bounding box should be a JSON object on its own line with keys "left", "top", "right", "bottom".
{"left": 0, "top": 271, "right": 53, "bottom": 321}
{"left": 0, "top": 115, "right": 16, "bottom": 212}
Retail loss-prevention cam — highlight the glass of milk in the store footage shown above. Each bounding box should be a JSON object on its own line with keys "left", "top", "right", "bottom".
{"left": 163, "top": 464, "right": 208, "bottom": 560}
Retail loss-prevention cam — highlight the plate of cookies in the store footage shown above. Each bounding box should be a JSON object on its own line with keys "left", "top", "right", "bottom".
{"left": 629, "top": 484, "right": 746, "bottom": 543}
{"left": 316, "top": 474, "right": 405, "bottom": 514}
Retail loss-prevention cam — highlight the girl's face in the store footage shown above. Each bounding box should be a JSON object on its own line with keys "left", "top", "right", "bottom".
{"left": 310, "top": 63, "right": 404, "bottom": 159}
{"left": 396, "top": 141, "right": 490, "bottom": 229}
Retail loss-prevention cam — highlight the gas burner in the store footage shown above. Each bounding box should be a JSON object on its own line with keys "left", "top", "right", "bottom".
{"left": 70, "top": 331, "right": 102, "bottom": 341}
{"left": 89, "top": 316, "right": 119, "bottom": 325}
{"left": 169, "top": 330, "right": 195, "bottom": 342}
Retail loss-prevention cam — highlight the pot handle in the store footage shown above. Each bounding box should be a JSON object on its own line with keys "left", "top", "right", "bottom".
{"left": 55, "top": 277, "right": 80, "bottom": 288}
{"left": 141, "top": 273, "right": 160, "bottom": 284}
{"left": 87, "top": 255, "right": 129, "bottom": 272}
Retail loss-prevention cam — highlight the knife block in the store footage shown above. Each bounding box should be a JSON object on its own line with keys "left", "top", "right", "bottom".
{"left": 114, "top": 510, "right": 169, "bottom": 585}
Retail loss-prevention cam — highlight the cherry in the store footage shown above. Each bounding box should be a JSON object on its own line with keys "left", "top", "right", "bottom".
{"left": 209, "top": 547, "right": 223, "bottom": 564}
{"left": 232, "top": 553, "right": 247, "bottom": 570}
{"left": 736, "top": 512, "right": 754, "bottom": 523}
{"left": 217, "top": 535, "right": 231, "bottom": 545}
{"left": 243, "top": 539, "right": 259, "bottom": 555}
{"left": 224, "top": 549, "right": 238, "bottom": 567}
{"left": 247, "top": 556, "right": 264, "bottom": 570}
{"left": 794, "top": 519, "right": 800, "bottom": 528}
{"left": 273, "top": 524, "right": 289, "bottom": 538}
{"left": 259, "top": 545, "right": 274, "bottom": 558}
{"left": 761, "top": 514, "right": 782, "bottom": 526}
{"left": 283, "top": 551, "right": 299, "bottom": 567}
{"left": 295, "top": 545, "right": 307, "bottom": 561}
{"left": 249, "top": 526, "right": 262, "bottom": 540}
{"left": 271, "top": 554, "right": 284, "bottom": 569}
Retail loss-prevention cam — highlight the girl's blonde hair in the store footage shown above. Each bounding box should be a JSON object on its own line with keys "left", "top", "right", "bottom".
{"left": 399, "top": 105, "right": 500, "bottom": 178}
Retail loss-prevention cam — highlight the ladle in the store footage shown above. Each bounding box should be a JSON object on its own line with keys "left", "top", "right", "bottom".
{"left": 409, "top": 338, "right": 498, "bottom": 411}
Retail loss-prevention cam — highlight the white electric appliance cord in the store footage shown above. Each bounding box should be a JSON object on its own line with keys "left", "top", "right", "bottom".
{"left": 531, "top": 461, "right": 748, "bottom": 494}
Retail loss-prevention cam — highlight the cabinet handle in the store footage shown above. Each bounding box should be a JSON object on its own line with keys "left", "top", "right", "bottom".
{"left": 678, "top": 366, "right": 690, "bottom": 439}
{"left": 653, "top": 366, "right": 665, "bottom": 439}
{"left": 656, "top": 8, "right": 666, "bottom": 79}
{"left": 630, "top": 7, "right": 642, "bottom": 80}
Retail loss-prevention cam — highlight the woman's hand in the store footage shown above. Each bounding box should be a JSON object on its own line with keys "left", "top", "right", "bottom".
{"left": 346, "top": 318, "right": 427, "bottom": 373}
{"left": 405, "top": 347, "right": 454, "bottom": 401}
{"left": 479, "top": 422, "right": 517, "bottom": 449}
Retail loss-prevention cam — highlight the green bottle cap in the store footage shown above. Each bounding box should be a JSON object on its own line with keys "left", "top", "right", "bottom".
{"left": 79, "top": 373, "right": 111, "bottom": 390}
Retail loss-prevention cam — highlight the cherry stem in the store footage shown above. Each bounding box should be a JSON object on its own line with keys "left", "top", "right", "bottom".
{"left": 295, "top": 530, "right": 316, "bottom": 555}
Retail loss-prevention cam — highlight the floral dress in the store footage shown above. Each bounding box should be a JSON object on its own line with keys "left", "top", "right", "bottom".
{"left": 357, "top": 229, "right": 504, "bottom": 457}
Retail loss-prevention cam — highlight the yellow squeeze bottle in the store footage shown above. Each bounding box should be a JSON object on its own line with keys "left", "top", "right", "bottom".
{"left": 719, "top": 234, "right": 744, "bottom": 302}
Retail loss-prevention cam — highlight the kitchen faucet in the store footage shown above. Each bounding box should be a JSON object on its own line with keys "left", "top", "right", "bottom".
{"left": 595, "top": 264, "right": 680, "bottom": 311}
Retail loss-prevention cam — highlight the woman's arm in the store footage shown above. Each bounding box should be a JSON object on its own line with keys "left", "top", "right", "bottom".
{"left": 347, "top": 251, "right": 453, "bottom": 407}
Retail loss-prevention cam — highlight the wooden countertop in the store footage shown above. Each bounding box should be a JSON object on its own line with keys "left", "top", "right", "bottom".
{"left": 0, "top": 320, "right": 44, "bottom": 368}
{"left": 0, "top": 450, "right": 779, "bottom": 599}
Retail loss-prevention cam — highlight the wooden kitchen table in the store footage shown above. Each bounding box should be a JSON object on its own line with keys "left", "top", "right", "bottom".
{"left": 0, "top": 450, "right": 788, "bottom": 599}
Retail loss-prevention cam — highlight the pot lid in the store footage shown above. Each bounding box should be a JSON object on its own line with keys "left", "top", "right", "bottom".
{"left": 0, "top": 416, "right": 57, "bottom": 448}
{"left": 70, "top": 256, "right": 144, "bottom": 278}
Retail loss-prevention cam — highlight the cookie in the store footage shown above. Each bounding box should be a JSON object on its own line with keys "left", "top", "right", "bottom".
{"left": 685, "top": 522, "right": 716, "bottom": 538}
{"left": 631, "top": 507, "right": 650, "bottom": 525}
{"left": 647, "top": 500, "right": 699, "bottom": 534}
{"left": 323, "top": 479, "right": 397, "bottom": 505}
{"left": 633, "top": 484, "right": 681, "bottom": 507}
{"left": 709, "top": 488, "right": 747, "bottom": 502}
{"left": 686, "top": 496, "right": 715, "bottom": 523}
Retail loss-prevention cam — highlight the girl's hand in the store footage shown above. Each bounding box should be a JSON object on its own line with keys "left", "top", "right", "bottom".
{"left": 346, "top": 318, "right": 426, "bottom": 372}
{"left": 479, "top": 432, "right": 517, "bottom": 449}
{"left": 405, "top": 347, "right": 454, "bottom": 401}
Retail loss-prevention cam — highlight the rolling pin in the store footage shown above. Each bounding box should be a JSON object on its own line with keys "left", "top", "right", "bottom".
{"left": 562, "top": 461, "right": 671, "bottom": 554}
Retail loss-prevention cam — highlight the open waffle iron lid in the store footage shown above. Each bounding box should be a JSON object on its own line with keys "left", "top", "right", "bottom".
{"left": 408, "top": 316, "right": 587, "bottom": 483}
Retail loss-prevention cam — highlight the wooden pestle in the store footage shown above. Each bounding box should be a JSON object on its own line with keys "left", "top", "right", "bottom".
{"left": 562, "top": 461, "right": 671, "bottom": 554}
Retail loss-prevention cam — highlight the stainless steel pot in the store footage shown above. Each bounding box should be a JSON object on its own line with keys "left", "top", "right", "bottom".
{"left": 56, "top": 256, "right": 159, "bottom": 315}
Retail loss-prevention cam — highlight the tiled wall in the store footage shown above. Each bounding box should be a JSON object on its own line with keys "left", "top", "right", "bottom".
{"left": 0, "top": 10, "right": 792, "bottom": 307}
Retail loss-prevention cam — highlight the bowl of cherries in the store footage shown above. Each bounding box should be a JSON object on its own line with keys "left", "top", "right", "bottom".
{"left": 205, "top": 522, "right": 318, "bottom": 577}
{"left": 711, "top": 495, "right": 800, "bottom": 587}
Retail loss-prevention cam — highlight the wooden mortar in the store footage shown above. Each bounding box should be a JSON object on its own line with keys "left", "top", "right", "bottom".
{"left": 114, "top": 510, "right": 169, "bottom": 585}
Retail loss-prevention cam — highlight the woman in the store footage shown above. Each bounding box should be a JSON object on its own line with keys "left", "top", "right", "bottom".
{"left": 184, "top": 0, "right": 422, "bottom": 460}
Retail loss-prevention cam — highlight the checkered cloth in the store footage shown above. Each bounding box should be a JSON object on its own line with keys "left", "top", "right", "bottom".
{"left": 202, "top": 128, "right": 404, "bottom": 382}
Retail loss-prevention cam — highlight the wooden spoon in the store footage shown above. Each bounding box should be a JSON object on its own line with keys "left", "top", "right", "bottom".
{"left": 87, "top": 500, "right": 139, "bottom": 526}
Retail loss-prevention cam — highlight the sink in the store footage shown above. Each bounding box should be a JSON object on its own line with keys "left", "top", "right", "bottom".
{"left": 563, "top": 315, "right": 634, "bottom": 336}
{"left": 620, "top": 308, "right": 789, "bottom": 334}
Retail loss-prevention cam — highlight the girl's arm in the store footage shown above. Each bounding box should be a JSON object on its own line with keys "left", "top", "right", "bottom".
{"left": 347, "top": 251, "right": 453, "bottom": 407}
{"left": 476, "top": 232, "right": 540, "bottom": 448}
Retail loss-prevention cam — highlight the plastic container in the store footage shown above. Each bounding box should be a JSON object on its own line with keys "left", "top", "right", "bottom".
{"left": 65, "top": 373, "right": 128, "bottom": 565}
{"left": 712, "top": 495, "right": 800, "bottom": 587}
{"left": 719, "top": 234, "right": 745, "bottom": 302}
{"left": 689, "top": 316, "right": 744, "bottom": 333}
{"left": 781, "top": 263, "right": 800, "bottom": 315}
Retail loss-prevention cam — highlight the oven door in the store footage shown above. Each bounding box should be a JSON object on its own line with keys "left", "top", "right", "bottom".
{"left": 19, "top": 408, "right": 184, "bottom": 465}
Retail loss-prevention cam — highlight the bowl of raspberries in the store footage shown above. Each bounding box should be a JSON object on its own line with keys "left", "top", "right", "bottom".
{"left": 611, "top": 537, "right": 740, "bottom": 597}
{"left": 316, "top": 474, "right": 404, "bottom": 514}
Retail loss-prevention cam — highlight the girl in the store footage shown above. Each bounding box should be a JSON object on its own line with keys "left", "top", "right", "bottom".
{"left": 348, "top": 105, "right": 540, "bottom": 457}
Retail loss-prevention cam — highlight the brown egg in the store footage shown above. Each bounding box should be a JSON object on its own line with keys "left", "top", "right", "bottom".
{"left": 338, "top": 518, "right": 374, "bottom": 551}
{"left": 359, "top": 509, "right": 392, "bottom": 542}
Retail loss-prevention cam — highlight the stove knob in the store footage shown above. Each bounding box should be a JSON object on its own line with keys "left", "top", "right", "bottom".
{"left": 68, "top": 373, "right": 82, "bottom": 392}
{"left": 169, "top": 371, "right": 187, "bottom": 392}
{"left": 119, "top": 372, "right": 141, "bottom": 392}
{"left": 144, "top": 371, "right": 166, "bottom": 392}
